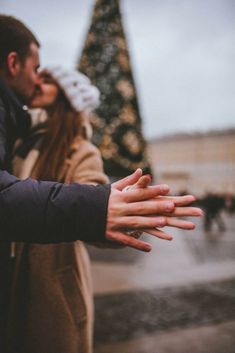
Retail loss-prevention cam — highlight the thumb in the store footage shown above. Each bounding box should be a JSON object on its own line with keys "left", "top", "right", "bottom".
{"left": 129, "top": 174, "right": 152, "bottom": 190}
{"left": 112, "top": 168, "right": 143, "bottom": 191}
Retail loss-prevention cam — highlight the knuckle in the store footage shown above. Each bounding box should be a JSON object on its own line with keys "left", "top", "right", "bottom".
{"left": 130, "top": 217, "right": 139, "bottom": 228}
{"left": 136, "top": 203, "right": 144, "bottom": 213}
{"left": 155, "top": 217, "right": 167, "bottom": 227}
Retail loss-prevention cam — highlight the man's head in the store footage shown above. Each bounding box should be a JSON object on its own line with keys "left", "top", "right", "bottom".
{"left": 0, "top": 15, "right": 41, "bottom": 103}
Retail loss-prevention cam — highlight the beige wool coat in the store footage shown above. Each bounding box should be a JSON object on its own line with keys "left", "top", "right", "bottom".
{"left": 6, "top": 133, "right": 108, "bottom": 353}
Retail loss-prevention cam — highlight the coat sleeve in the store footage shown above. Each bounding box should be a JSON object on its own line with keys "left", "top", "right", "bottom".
{"left": 0, "top": 171, "right": 111, "bottom": 243}
{"left": 0, "top": 103, "right": 111, "bottom": 244}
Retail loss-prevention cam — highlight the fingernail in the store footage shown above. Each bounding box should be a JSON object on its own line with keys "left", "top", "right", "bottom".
{"left": 195, "top": 209, "right": 203, "bottom": 216}
{"left": 145, "top": 244, "right": 152, "bottom": 252}
{"left": 136, "top": 168, "right": 142, "bottom": 175}
{"left": 145, "top": 174, "right": 152, "bottom": 181}
{"left": 166, "top": 235, "right": 173, "bottom": 241}
{"left": 161, "top": 184, "right": 169, "bottom": 192}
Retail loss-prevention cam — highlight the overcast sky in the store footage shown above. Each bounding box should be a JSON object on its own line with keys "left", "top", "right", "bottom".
{"left": 1, "top": 0, "right": 235, "bottom": 138}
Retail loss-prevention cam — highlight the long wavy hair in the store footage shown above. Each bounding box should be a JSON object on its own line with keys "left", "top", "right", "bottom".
{"left": 32, "top": 90, "right": 85, "bottom": 181}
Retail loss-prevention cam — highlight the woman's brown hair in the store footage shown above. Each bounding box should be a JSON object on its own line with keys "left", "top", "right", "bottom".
{"left": 32, "top": 91, "right": 85, "bottom": 181}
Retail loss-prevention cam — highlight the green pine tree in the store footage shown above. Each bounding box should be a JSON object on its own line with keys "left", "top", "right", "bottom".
{"left": 78, "top": 0, "right": 151, "bottom": 177}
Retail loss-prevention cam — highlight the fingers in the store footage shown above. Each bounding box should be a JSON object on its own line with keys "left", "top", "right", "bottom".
{"left": 166, "top": 217, "right": 196, "bottom": 230}
{"left": 166, "top": 206, "right": 203, "bottom": 217}
{"left": 156, "top": 195, "right": 196, "bottom": 206}
{"left": 123, "top": 184, "right": 170, "bottom": 202}
{"left": 130, "top": 175, "right": 152, "bottom": 190}
{"left": 112, "top": 169, "right": 143, "bottom": 191}
{"left": 106, "top": 231, "right": 152, "bottom": 252}
{"left": 113, "top": 216, "right": 168, "bottom": 229}
{"left": 143, "top": 228, "right": 173, "bottom": 240}
{"left": 124, "top": 200, "right": 175, "bottom": 216}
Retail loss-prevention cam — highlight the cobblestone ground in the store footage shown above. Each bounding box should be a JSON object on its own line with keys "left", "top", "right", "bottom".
{"left": 94, "top": 279, "right": 235, "bottom": 343}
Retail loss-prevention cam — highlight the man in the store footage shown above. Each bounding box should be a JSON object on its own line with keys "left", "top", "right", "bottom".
{"left": 0, "top": 15, "right": 174, "bottom": 351}
{"left": 0, "top": 14, "right": 179, "bottom": 249}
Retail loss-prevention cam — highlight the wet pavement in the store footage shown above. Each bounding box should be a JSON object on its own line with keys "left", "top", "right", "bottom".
{"left": 86, "top": 211, "right": 235, "bottom": 353}
{"left": 94, "top": 321, "right": 235, "bottom": 353}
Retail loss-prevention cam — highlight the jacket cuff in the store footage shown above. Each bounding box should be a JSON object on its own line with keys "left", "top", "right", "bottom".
{"left": 75, "top": 183, "right": 111, "bottom": 243}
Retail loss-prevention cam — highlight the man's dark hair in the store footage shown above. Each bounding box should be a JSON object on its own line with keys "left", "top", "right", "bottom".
{"left": 0, "top": 14, "right": 40, "bottom": 69}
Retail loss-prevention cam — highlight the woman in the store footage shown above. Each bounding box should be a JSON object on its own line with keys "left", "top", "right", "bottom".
{"left": 8, "top": 66, "right": 108, "bottom": 353}
{"left": 7, "top": 66, "right": 202, "bottom": 353}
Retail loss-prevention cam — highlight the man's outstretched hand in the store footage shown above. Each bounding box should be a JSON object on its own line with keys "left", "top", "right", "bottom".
{"left": 105, "top": 169, "right": 203, "bottom": 252}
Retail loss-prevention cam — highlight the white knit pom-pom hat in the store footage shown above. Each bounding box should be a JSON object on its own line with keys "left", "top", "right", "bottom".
{"left": 42, "top": 65, "right": 100, "bottom": 113}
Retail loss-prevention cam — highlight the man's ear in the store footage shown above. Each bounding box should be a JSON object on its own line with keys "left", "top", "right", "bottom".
{"left": 7, "top": 52, "right": 21, "bottom": 77}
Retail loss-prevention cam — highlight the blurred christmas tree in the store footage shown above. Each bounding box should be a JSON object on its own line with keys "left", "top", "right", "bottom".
{"left": 77, "top": 0, "right": 151, "bottom": 177}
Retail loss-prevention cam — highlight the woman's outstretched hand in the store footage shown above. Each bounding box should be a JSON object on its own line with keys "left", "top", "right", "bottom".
{"left": 105, "top": 169, "right": 203, "bottom": 252}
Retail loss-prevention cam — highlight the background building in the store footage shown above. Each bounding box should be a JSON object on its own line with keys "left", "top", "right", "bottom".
{"left": 148, "top": 128, "right": 235, "bottom": 196}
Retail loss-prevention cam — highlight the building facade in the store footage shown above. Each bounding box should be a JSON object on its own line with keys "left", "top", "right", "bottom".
{"left": 147, "top": 129, "right": 235, "bottom": 196}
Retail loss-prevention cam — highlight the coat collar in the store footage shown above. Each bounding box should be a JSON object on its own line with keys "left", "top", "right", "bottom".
{"left": 0, "top": 77, "right": 31, "bottom": 139}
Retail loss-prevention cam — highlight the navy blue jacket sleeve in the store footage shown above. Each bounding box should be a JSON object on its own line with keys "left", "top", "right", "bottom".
{"left": 0, "top": 170, "right": 111, "bottom": 243}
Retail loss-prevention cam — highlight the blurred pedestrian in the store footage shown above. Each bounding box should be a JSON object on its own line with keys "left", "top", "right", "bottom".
{"left": 202, "top": 193, "right": 226, "bottom": 232}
